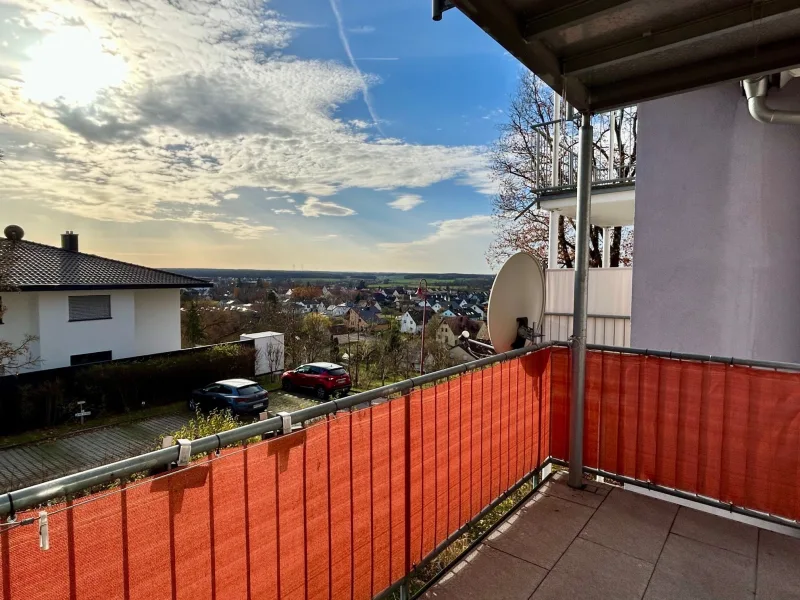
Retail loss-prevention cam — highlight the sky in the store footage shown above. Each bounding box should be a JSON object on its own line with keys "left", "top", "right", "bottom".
{"left": 0, "top": 0, "right": 522, "bottom": 273}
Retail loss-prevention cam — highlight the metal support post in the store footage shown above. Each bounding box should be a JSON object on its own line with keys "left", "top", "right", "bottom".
{"left": 602, "top": 227, "right": 611, "bottom": 268}
{"left": 568, "top": 112, "right": 593, "bottom": 489}
{"left": 552, "top": 93, "right": 561, "bottom": 186}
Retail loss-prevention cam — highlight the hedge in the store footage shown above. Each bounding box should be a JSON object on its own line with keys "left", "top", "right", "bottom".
{"left": 0, "top": 343, "right": 256, "bottom": 435}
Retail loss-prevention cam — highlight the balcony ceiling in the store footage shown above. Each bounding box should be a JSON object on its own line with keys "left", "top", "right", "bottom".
{"left": 450, "top": 0, "right": 800, "bottom": 111}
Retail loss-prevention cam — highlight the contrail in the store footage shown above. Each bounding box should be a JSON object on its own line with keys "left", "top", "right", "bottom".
{"left": 328, "top": 0, "right": 383, "bottom": 134}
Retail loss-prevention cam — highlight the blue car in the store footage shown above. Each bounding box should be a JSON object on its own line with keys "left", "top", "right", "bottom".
{"left": 189, "top": 378, "right": 269, "bottom": 415}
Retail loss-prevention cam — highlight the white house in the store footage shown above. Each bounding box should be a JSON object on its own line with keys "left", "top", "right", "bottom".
{"left": 0, "top": 231, "right": 211, "bottom": 373}
{"left": 470, "top": 304, "right": 486, "bottom": 319}
{"left": 399, "top": 309, "right": 432, "bottom": 335}
{"left": 431, "top": 302, "right": 444, "bottom": 313}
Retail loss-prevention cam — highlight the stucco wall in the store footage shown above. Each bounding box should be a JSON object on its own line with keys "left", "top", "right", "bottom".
{"left": 0, "top": 291, "right": 40, "bottom": 371}
{"left": 631, "top": 79, "right": 800, "bottom": 362}
{"left": 134, "top": 289, "right": 181, "bottom": 356}
{"left": 37, "top": 290, "right": 137, "bottom": 369}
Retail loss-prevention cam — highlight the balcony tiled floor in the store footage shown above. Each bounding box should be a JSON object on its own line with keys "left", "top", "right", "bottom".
{"left": 424, "top": 472, "right": 800, "bottom": 600}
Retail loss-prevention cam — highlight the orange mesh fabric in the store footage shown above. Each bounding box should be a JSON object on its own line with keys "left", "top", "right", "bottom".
{"left": 0, "top": 350, "right": 553, "bottom": 600}
{"left": 576, "top": 350, "right": 800, "bottom": 522}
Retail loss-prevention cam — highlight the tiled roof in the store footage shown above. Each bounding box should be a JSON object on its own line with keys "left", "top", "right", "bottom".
{"left": 0, "top": 238, "right": 212, "bottom": 290}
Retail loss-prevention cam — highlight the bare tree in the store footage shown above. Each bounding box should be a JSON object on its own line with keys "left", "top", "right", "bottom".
{"left": 488, "top": 72, "right": 635, "bottom": 269}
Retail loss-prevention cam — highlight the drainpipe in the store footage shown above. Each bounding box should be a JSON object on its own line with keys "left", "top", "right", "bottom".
{"left": 743, "top": 77, "right": 800, "bottom": 125}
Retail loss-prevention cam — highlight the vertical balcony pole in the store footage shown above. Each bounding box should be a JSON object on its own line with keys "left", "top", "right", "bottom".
{"left": 568, "top": 112, "right": 593, "bottom": 489}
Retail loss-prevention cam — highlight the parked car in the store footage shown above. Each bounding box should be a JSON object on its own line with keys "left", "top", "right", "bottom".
{"left": 281, "top": 362, "right": 351, "bottom": 400}
{"left": 189, "top": 378, "right": 269, "bottom": 415}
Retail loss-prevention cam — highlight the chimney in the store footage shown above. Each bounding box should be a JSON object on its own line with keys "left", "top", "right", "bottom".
{"left": 61, "top": 231, "right": 79, "bottom": 252}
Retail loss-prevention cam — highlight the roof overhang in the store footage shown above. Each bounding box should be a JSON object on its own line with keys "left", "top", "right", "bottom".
{"left": 449, "top": 0, "right": 800, "bottom": 111}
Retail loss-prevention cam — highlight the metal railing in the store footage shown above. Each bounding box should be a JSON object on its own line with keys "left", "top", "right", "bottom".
{"left": 544, "top": 312, "right": 631, "bottom": 347}
{"left": 526, "top": 106, "right": 637, "bottom": 197}
{"left": 0, "top": 343, "right": 548, "bottom": 519}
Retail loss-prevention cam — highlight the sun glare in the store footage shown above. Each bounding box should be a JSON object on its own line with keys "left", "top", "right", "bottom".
{"left": 21, "top": 27, "right": 128, "bottom": 105}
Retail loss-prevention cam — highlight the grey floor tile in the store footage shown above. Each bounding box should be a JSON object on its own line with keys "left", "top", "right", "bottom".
{"left": 756, "top": 530, "right": 800, "bottom": 600}
{"left": 423, "top": 544, "right": 547, "bottom": 600}
{"left": 580, "top": 488, "right": 677, "bottom": 563}
{"left": 644, "top": 533, "right": 755, "bottom": 600}
{"left": 531, "top": 537, "right": 654, "bottom": 600}
{"left": 671, "top": 506, "right": 758, "bottom": 557}
{"left": 486, "top": 493, "right": 596, "bottom": 569}
{"left": 541, "top": 476, "right": 610, "bottom": 509}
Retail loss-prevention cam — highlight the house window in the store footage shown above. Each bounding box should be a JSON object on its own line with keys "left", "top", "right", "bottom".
{"left": 69, "top": 295, "right": 111, "bottom": 322}
{"left": 70, "top": 350, "right": 112, "bottom": 366}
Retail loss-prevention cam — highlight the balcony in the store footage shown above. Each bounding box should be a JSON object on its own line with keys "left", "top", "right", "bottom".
{"left": 423, "top": 471, "right": 800, "bottom": 600}
{"left": 1, "top": 343, "right": 799, "bottom": 599}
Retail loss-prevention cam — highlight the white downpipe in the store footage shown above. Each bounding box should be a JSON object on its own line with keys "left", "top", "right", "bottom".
{"left": 548, "top": 211, "right": 559, "bottom": 268}
{"left": 743, "top": 77, "right": 800, "bottom": 126}
{"left": 609, "top": 111, "right": 616, "bottom": 180}
{"left": 602, "top": 227, "right": 612, "bottom": 268}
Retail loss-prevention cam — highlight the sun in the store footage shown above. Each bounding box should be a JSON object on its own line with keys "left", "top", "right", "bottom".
{"left": 21, "top": 26, "right": 128, "bottom": 106}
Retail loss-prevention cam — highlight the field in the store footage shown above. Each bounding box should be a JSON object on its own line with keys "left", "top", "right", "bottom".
{"left": 172, "top": 268, "right": 495, "bottom": 291}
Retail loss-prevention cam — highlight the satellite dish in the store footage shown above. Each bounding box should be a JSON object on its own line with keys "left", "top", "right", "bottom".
{"left": 3, "top": 225, "right": 24, "bottom": 241}
{"left": 487, "top": 252, "right": 545, "bottom": 353}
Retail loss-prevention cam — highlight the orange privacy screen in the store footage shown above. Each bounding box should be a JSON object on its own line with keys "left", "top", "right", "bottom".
{"left": 3, "top": 346, "right": 800, "bottom": 600}
{"left": 550, "top": 348, "right": 800, "bottom": 523}
{"left": 0, "top": 350, "right": 553, "bottom": 600}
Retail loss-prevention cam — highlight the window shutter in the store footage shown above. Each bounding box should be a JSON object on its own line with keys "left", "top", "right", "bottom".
{"left": 69, "top": 295, "right": 111, "bottom": 321}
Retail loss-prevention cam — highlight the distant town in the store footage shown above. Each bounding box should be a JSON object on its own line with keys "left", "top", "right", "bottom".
{"left": 178, "top": 270, "right": 494, "bottom": 385}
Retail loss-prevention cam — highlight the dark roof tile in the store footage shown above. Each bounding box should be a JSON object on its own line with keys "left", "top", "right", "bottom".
{"left": 0, "top": 238, "right": 212, "bottom": 290}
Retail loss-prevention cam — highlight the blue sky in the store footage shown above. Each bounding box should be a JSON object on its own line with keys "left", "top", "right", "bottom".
{"left": 0, "top": 0, "right": 522, "bottom": 273}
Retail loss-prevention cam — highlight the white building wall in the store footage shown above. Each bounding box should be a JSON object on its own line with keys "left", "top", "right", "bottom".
{"left": 631, "top": 80, "right": 800, "bottom": 361}
{"left": 134, "top": 289, "right": 181, "bottom": 356}
{"left": 37, "top": 290, "right": 137, "bottom": 370}
{"left": 0, "top": 291, "right": 40, "bottom": 371}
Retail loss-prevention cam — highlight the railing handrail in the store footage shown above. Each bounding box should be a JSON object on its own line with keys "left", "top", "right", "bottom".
{"left": 0, "top": 341, "right": 555, "bottom": 519}
{"left": 552, "top": 341, "right": 800, "bottom": 373}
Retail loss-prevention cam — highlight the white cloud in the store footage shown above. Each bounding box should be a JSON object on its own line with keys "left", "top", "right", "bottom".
{"left": 348, "top": 25, "right": 375, "bottom": 34}
{"left": 380, "top": 215, "right": 493, "bottom": 249}
{"left": 0, "top": 0, "right": 490, "bottom": 240}
{"left": 388, "top": 194, "right": 424, "bottom": 211}
{"left": 299, "top": 197, "right": 356, "bottom": 217}
{"left": 273, "top": 208, "right": 296, "bottom": 215}
{"left": 313, "top": 234, "right": 339, "bottom": 240}
{"left": 223, "top": 192, "right": 239, "bottom": 200}
{"left": 287, "top": 198, "right": 295, "bottom": 203}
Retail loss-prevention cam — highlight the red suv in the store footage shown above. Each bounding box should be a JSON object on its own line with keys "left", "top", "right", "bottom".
{"left": 281, "top": 362, "right": 351, "bottom": 400}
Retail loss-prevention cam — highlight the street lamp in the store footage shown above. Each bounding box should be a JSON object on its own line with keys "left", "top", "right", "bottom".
{"left": 416, "top": 278, "right": 428, "bottom": 375}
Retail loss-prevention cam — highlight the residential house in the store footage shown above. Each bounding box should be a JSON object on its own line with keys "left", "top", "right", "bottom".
{"left": 436, "top": 316, "right": 484, "bottom": 347}
{"left": 346, "top": 306, "right": 385, "bottom": 331}
{"left": 322, "top": 286, "right": 332, "bottom": 298}
{"left": 470, "top": 304, "right": 486, "bottom": 319}
{"left": 326, "top": 303, "right": 351, "bottom": 318}
{"left": 400, "top": 309, "right": 433, "bottom": 335}
{"left": 431, "top": 302, "right": 444, "bottom": 313}
{"left": 0, "top": 231, "right": 211, "bottom": 372}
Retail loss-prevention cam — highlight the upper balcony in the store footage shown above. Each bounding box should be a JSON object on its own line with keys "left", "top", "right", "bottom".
{"left": 530, "top": 107, "right": 636, "bottom": 229}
